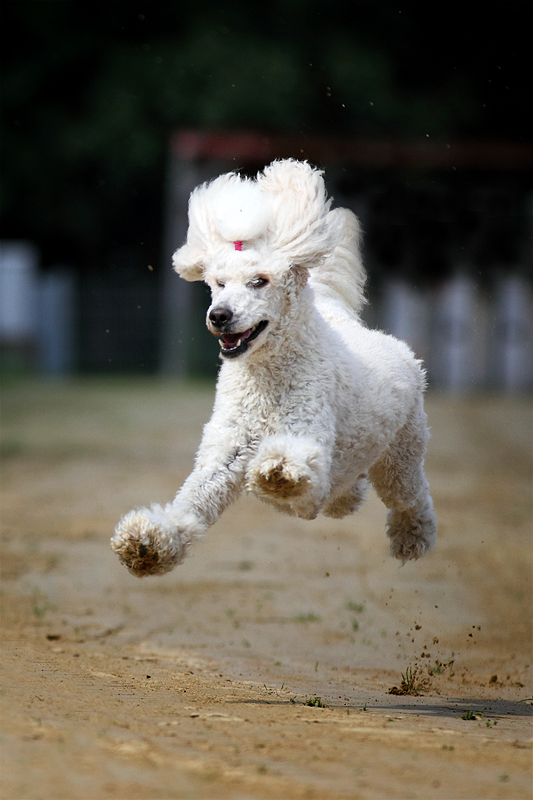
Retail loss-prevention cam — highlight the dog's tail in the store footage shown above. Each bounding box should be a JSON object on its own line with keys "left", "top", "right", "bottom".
{"left": 309, "top": 207, "right": 367, "bottom": 316}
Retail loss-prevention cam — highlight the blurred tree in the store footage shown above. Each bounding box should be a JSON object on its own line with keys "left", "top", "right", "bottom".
{"left": 0, "top": 0, "right": 531, "bottom": 274}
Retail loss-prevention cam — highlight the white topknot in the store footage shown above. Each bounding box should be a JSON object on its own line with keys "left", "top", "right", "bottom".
{"left": 210, "top": 175, "right": 270, "bottom": 244}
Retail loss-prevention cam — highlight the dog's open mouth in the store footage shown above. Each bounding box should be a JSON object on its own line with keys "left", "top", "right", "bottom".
{"left": 216, "top": 320, "right": 269, "bottom": 358}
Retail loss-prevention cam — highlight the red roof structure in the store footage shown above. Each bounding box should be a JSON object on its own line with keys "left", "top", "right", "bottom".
{"left": 171, "top": 129, "right": 532, "bottom": 171}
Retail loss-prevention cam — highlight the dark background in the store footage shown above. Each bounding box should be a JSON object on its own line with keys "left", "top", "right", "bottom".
{"left": 2, "top": 0, "right": 531, "bottom": 274}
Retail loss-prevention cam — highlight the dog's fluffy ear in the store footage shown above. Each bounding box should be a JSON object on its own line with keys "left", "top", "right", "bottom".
{"left": 172, "top": 178, "right": 221, "bottom": 281}
{"left": 310, "top": 208, "right": 367, "bottom": 314}
{"left": 172, "top": 243, "right": 205, "bottom": 282}
{"left": 257, "top": 159, "right": 333, "bottom": 268}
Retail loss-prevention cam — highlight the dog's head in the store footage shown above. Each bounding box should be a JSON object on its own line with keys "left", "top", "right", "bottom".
{"left": 172, "top": 159, "right": 338, "bottom": 360}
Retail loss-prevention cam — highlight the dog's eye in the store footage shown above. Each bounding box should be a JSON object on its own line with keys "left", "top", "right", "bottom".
{"left": 248, "top": 276, "right": 269, "bottom": 289}
{"left": 216, "top": 279, "right": 225, "bottom": 289}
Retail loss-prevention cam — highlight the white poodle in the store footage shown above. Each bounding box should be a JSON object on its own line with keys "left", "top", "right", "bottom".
{"left": 111, "top": 159, "right": 437, "bottom": 578}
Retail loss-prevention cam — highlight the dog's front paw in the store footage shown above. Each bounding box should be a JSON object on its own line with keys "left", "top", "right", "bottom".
{"left": 251, "top": 457, "right": 312, "bottom": 499}
{"left": 246, "top": 436, "right": 329, "bottom": 519}
{"left": 111, "top": 506, "right": 203, "bottom": 577}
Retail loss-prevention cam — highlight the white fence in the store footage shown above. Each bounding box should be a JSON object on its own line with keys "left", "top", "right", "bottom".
{"left": 0, "top": 242, "right": 76, "bottom": 374}
{"left": 373, "top": 274, "right": 532, "bottom": 392}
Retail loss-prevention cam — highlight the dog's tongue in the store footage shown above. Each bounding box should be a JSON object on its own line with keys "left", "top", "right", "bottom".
{"left": 223, "top": 329, "right": 252, "bottom": 347}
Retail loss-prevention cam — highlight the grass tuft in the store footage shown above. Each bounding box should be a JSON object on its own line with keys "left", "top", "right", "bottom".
{"left": 388, "top": 664, "right": 431, "bottom": 696}
{"left": 306, "top": 696, "right": 325, "bottom": 707}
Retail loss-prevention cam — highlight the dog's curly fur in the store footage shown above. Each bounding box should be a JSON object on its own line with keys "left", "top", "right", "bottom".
{"left": 111, "top": 160, "right": 437, "bottom": 578}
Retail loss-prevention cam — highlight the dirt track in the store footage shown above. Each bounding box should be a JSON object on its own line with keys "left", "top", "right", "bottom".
{"left": 1, "top": 378, "right": 531, "bottom": 799}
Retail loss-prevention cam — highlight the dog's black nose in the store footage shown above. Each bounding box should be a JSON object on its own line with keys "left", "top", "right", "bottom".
{"left": 209, "top": 306, "right": 233, "bottom": 328}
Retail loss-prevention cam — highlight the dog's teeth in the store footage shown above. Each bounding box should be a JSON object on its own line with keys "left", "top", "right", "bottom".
{"left": 218, "top": 339, "right": 224, "bottom": 348}
{"left": 237, "top": 339, "right": 243, "bottom": 347}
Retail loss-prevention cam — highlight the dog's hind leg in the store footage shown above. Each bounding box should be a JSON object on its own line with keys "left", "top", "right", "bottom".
{"left": 369, "top": 403, "right": 437, "bottom": 562}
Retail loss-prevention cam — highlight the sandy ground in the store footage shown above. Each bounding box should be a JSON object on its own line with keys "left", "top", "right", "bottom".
{"left": 0, "top": 378, "right": 531, "bottom": 800}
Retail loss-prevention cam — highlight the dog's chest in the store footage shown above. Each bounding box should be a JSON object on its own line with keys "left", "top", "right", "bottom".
{"left": 219, "top": 366, "right": 326, "bottom": 440}
{"left": 239, "top": 386, "right": 294, "bottom": 437}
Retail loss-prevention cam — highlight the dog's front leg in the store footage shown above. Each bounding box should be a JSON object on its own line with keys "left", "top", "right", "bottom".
{"left": 111, "top": 423, "right": 248, "bottom": 578}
